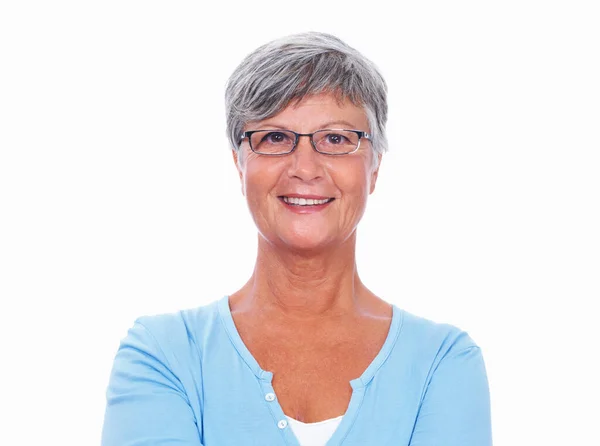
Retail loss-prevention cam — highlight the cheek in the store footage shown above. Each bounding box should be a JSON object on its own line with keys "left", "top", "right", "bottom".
{"left": 242, "top": 159, "right": 282, "bottom": 207}
{"left": 244, "top": 176, "right": 265, "bottom": 211}
{"left": 242, "top": 153, "right": 264, "bottom": 188}
{"left": 333, "top": 161, "right": 371, "bottom": 197}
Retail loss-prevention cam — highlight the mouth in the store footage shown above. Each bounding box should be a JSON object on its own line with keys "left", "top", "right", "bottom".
{"left": 278, "top": 196, "right": 335, "bottom": 207}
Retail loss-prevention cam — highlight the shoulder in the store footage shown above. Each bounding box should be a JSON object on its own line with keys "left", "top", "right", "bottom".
{"left": 127, "top": 297, "right": 223, "bottom": 364}
{"left": 395, "top": 307, "right": 482, "bottom": 367}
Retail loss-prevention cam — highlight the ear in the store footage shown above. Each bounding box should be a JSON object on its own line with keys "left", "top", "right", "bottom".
{"left": 369, "top": 153, "right": 382, "bottom": 194}
{"left": 231, "top": 149, "right": 245, "bottom": 196}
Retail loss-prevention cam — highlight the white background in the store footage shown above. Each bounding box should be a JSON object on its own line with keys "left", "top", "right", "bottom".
{"left": 1, "top": 1, "right": 598, "bottom": 445}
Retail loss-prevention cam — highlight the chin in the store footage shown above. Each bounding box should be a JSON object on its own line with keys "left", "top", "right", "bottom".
{"left": 274, "top": 231, "right": 336, "bottom": 253}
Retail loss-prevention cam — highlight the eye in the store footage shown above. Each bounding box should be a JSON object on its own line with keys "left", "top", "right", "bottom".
{"left": 263, "top": 131, "right": 291, "bottom": 144}
{"left": 324, "top": 133, "right": 349, "bottom": 145}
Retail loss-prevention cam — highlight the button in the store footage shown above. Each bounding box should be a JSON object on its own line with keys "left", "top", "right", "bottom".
{"left": 265, "top": 392, "right": 276, "bottom": 402}
{"left": 277, "top": 419, "right": 288, "bottom": 429}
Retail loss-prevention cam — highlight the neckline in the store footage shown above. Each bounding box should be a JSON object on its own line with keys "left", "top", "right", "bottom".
{"left": 286, "top": 414, "right": 344, "bottom": 426}
{"left": 217, "top": 294, "right": 403, "bottom": 390}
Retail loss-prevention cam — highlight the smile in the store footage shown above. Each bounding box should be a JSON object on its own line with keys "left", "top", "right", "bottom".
{"left": 280, "top": 196, "right": 335, "bottom": 206}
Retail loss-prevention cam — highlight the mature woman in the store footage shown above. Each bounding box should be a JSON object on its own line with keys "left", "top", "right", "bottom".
{"left": 101, "top": 32, "right": 492, "bottom": 446}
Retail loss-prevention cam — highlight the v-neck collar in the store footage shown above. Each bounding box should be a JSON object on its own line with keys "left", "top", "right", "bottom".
{"left": 217, "top": 294, "right": 404, "bottom": 445}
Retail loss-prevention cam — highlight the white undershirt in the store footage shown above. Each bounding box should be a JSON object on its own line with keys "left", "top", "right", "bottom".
{"left": 285, "top": 414, "right": 344, "bottom": 446}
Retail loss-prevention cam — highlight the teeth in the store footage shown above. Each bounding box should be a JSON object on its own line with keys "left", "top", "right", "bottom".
{"left": 282, "top": 196, "right": 332, "bottom": 206}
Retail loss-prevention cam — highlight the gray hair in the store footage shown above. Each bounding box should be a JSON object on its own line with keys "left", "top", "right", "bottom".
{"left": 224, "top": 31, "right": 388, "bottom": 169}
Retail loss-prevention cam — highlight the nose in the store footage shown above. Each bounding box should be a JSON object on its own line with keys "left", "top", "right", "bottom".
{"left": 286, "top": 134, "right": 324, "bottom": 181}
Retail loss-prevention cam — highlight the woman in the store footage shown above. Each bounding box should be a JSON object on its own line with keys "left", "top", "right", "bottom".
{"left": 101, "top": 31, "right": 492, "bottom": 446}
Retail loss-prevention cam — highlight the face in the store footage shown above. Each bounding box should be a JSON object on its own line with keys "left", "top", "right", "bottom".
{"left": 232, "top": 92, "right": 382, "bottom": 252}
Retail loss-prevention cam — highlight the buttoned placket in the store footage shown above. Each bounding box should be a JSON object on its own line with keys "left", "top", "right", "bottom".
{"left": 257, "top": 371, "right": 301, "bottom": 444}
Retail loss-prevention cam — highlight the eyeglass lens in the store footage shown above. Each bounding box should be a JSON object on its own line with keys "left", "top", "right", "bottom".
{"left": 249, "top": 130, "right": 359, "bottom": 155}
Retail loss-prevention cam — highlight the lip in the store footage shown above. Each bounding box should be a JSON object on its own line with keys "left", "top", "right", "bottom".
{"left": 278, "top": 194, "right": 334, "bottom": 200}
{"left": 277, "top": 196, "right": 335, "bottom": 214}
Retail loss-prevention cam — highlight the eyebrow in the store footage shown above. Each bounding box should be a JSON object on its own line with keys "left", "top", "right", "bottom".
{"left": 253, "top": 120, "right": 359, "bottom": 130}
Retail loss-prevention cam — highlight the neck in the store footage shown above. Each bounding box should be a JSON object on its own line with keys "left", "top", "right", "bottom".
{"left": 234, "top": 231, "right": 370, "bottom": 323}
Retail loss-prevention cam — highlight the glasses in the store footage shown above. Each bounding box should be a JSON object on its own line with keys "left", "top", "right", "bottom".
{"left": 239, "top": 129, "right": 372, "bottom": 156}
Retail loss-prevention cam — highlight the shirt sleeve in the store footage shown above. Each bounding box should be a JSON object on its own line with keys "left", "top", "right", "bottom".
{"left": 101, "top": 318, "right": 204, "bottom": 446}
{"left": 408, "top": 345, "right": 493, "bottom": 446}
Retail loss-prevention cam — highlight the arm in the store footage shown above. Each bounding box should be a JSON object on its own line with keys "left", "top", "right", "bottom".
{"left": 409, "top": 346, "right": 493, "bottom": 446}
{"left": 101, "top": 319, "right": 203, "bottom": 446}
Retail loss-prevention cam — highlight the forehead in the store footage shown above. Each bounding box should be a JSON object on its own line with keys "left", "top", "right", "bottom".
{"left": 250, "top": 92, "right": 369, "bottom": 130}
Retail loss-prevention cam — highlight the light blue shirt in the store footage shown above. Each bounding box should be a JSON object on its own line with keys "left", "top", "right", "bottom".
{"left": 101, "top": 295, "right": 492, "bottom": 445}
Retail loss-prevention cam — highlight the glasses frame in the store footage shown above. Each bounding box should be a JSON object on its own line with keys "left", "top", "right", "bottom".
{"left": 238, "top": 128, "right": 372, "bottom": 156}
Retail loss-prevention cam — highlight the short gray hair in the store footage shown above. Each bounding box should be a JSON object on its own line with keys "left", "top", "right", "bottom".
{"left": 224, "top": 32, "right": 388, "bottom": 168}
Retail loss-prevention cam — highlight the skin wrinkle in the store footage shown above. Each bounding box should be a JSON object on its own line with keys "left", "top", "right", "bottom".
{"left": 230, "top": 91, "right": 385, "bottom": 327}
